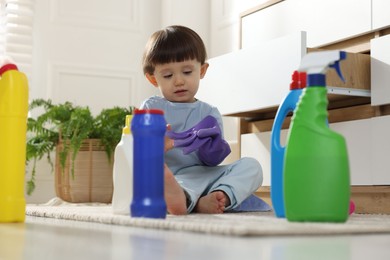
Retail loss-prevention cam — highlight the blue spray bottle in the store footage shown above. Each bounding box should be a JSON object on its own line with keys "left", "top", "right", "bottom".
{"left": 284, "top": 50, "right": 350, "bottom": 222}
{"left": 270, "top": 71, "right": 306, "bottom": 218}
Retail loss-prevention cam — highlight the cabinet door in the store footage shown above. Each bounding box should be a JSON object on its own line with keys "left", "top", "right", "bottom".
{"left": 330, "top": 119, "right": 373, "bottom": 185}
{"left": 241, "top": 0, "right": 293, "bottom": 49}
{"left": 294, "top": 0, "right": 371, "bottom": 47}
{"left": 241, "top": 130, "right": 289, "bottom": 187}
{"left": 372, "top": 115, "right": 390, "bottom": 184}
{"left": 372, "top": 0, "right": 390, "bottom": 30}
{"left": 331, "top": 117, "right": 390, "bottom": 185}
{"left": 241, "top": 0, "right": 371, "bottom": 48}
{"left": 371, "top": 34, "right": 390, "bottom": 106}
{"left": 241, "top": 132, "right": 270, "bottom": 186}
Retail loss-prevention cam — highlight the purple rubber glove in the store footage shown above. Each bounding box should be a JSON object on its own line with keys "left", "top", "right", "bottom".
{"left": 166, "top": 116, "right": 231, "bottom": 166}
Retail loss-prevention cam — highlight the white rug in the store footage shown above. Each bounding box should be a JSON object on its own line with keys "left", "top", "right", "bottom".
{"left": 26, "top": 198, "right": 390, "bottom": 237}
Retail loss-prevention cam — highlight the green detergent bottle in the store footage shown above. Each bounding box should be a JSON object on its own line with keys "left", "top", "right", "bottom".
{"left": 284, "top": 50, "right": 350, "bottom": 222}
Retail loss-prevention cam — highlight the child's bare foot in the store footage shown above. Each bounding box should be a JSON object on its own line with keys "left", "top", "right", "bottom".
{"left": 194, "top": 191, "right": 229, "bottom": 214}
{"left": 164, "top": 164, "right": 187, "bottom": 215}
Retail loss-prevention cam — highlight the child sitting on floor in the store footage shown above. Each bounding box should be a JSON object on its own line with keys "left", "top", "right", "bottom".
{"left": 140, "top": 25, "right": 264, "bottom": 215}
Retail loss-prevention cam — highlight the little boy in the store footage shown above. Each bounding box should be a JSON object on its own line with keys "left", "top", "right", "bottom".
{"left": 140, "top": 25, "right": 263, "bottom": 215}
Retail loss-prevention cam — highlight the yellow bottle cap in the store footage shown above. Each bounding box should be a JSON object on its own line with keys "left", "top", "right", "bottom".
{"left": 123, "top": 115, "right": 132, "bottom": 135}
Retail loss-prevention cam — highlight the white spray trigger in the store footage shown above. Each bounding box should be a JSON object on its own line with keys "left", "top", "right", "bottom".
{"left": 299, "top": 50, "right": 346, "bottom": 82}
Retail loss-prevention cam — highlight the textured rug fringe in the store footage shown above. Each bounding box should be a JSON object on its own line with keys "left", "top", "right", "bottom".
{"left": 26, "top": 198, "right": 390, "bottom": 237}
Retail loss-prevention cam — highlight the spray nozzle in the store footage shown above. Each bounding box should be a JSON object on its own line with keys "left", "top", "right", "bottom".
{"left": 329, "top": 51, "right": 346, "bottom": 82}
{"left": 298, "top": 50, "right": 347, "bottom": 86}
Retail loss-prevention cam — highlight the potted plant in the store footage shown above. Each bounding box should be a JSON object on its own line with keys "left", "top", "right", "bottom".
{"left": 26, "top": 98, "right": 134, "bottom": 202}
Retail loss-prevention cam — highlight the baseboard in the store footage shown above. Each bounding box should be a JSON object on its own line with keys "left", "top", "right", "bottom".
{"left": 255, "top": 186, "right": 390, "bottom": 214}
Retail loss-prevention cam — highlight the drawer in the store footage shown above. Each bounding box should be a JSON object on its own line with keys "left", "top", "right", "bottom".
{"left": 197, "top": 31, "right": 307, "bottom": 116}
{"left": 197, "top": 31, "right": 370, "bottom": 118}
{"left": 241, "top": 0, "right": 371, "bottom": 48}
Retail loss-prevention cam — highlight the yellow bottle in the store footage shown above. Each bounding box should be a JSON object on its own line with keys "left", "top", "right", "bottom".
{"left": 0, "top": 63, "right": 29, "bottom": 222}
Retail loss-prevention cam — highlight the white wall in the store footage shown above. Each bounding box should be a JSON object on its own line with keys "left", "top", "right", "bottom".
{"left": 31, "top": 0, "right": 162, "bottom": 113}
{"left": 210, "top": 0, "right": 270, "bottom": 57}
{"left": 29, "top": 0, "right": 164, "bottom": 202}
{"left": 161, "top": 0, "right": 210, "bottom": 53}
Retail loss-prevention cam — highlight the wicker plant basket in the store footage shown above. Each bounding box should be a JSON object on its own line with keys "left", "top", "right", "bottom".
{"left": 55, "top": 139, "right": 114, "bottom": 203}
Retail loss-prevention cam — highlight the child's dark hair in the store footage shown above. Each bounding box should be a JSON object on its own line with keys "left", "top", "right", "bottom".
{"left": 142, "top": 25, "right": 207, "bottom": 75}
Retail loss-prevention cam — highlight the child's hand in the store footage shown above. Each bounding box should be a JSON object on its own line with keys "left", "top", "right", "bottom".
{"left": 165, "top": 124, "right": 174, "bottom": 152}
{"left": 165, "top": 116, "right": 231, "bottom": 166}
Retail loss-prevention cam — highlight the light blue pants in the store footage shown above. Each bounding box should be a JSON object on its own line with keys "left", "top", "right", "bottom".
{"left": 173, "top": 157, "right": 263, "bottom": 213}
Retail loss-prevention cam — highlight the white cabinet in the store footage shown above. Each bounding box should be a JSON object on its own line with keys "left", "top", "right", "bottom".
{"left": 213, "top": 0, "right": 390, "bottom": 188}
{"left": 241, "top": 0, "right": 371, "bottom": 48}
{"left": 371, "top": 34, "right": 390, "bottom": 106}
{"left": 372, "top": 0, "right": 390, "bottom": 30}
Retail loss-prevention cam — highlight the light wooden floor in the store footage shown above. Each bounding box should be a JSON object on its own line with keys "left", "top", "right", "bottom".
{"left": 1, "top": 215, "right": 390, "bottom": 260}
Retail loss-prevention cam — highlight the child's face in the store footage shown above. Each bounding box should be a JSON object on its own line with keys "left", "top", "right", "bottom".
{"left": 146, "top": 59, "right": 208, "bottom": 103}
